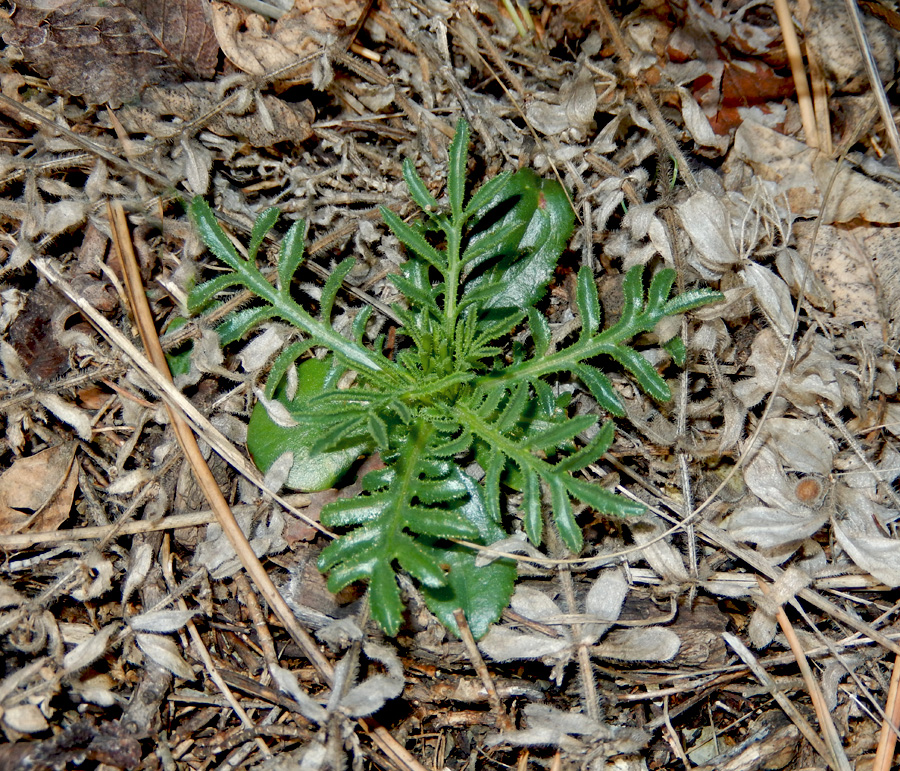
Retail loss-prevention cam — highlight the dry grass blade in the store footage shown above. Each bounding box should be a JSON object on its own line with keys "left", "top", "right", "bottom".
{"left": 773, "top": 0, "right": 819, "bottom": 148}
{"left": 841, "top": 0, "right": 900, "bottom": 165}
{"left": 106, "top": 200, "right": 336, "bottom": 682}
{"left": 453, "top": 608, "right": 512, "bottom": 731}
{"left": 0, "top": 509, "right": 227, "bottom": 549}
{"left": 760, "top": 578, "right": 852, "bottom": 771}
{"left": 723, "top": 632, "right": 837, "bottom": 769}
{"left": 875, "top": 655, "right": 900, "bottom": 770}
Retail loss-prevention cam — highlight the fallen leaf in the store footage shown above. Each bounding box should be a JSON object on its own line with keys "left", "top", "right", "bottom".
{"left": 210, "top": 0, "right": 366, "bottom": 83}
{"left": 135, "top": 632, "right": 196, "bottom": 680}
{"left": 2, "top": 705, "right": 49, "bottom": 734}
{"left": 833, "top": 520, "right": 900, "bottom": 587}
{"left": 760, "top": 418, "right": 834, "bottom": 475}
{"left": 675, "top": 190, "right": 741, "bottom": 274}
{"left": 0, "top": 443, "right": 79, "bottom": 535}
{"left": 793, "top": 222, "right": 882, "bottom": 324}
{"left": 3, "top": 0, "right": 170, "bottom": 108}
{"left": 8, "top": 281, "right": 73, "bottom": 383}
{"left": 525, "top": 67, "right": 598, "bottom": 141}
{"left": 63, "top": 623, "right": 118, "bottom": 674}
{"left": 732, "top": 120, "right": 900, "bottom": 223}
{"left": 119, "top": 81, "right": 315, "bottom": 148}
{"left": 123, "top": 0, "right": 219, "bottom": 79}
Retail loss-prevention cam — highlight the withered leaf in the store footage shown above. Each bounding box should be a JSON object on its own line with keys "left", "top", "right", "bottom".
{"left": 0, "top": 442, "right": 79, "bottom": 535}
{"left": 4, "top": 1, "right": 172, "bottom": 108}
{"left": 119, "top": 81, "right": 315, "bottom": 147}
{"left": 8, "top": 280, "right": 72, "bottom": 383}
{"left": 210, "top": 0, "right": 366, "bottom": 85}
{"left": 123, "top": 0, "right": 219, "bottom": 80}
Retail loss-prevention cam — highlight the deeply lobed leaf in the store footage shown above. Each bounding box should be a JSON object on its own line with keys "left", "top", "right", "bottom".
{"left": 188, "top": 118, "right": 723, "bottom": 639}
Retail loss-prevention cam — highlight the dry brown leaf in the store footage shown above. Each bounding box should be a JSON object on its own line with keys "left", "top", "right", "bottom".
{"left": 805, "top": 0, "right": 898, "bottom": 92}
{"left": 8, "top": 282, "right": 72, "bottom": 383}
{"left": 210, "top": 2, "right": 299, "bottom": 77}
{"left": 0, "top": 442, "right": 79, "bottom": 535}
{"left": 118, "top": 81, "right": 314, "bottom": 147}
{"left": 123, "top": 0, "right": 219, "bottom": 80}
{"left": 210, "top": 0, "right": 366, "bottom": 82}
{"left": 731, "top": 120, "right": 900, "bottom": 223}
{"left": 3, "top": 0, "right": 171, "bottom": 108}
{"left": 525, "top": 67, "right": 598, "bottom": 141}
{"left": 794, "top": 221, "right": 882, "bottom": 324}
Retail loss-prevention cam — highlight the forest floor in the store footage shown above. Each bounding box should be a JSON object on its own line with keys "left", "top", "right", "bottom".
{"left": 2, "top": 0, "right": 900, "bottom": 769}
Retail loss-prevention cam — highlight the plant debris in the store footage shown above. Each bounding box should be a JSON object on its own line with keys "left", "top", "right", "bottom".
{"left": 1, "top": 0, "right": 900, "bottom": 769}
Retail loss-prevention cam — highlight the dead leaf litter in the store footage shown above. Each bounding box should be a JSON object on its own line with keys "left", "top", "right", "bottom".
{"left": 0, "top": 0, "right": 899, "bottom": 769}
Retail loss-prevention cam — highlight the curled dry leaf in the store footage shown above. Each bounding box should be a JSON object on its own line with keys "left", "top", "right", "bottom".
{"left": 833, "top": 520, "right": 900, "bottom": 587}
{"left": 118, "top": 81, "right": 315, "bottom": 149}
{"left": 128, "top": 609, "right": 200, "bottom": 634}
{"left": 485, "top": 703, "right": 649, "bottom": 757}
{"left": 338, "top": 642, "right": 405, "bottom": 718}
{"left": 63, "top": 623, "right": 118, "bottom": 675}
{"left": 210, "top": 0, "right": 365, "bottom": 82}
{"left": 35, "top": 393, "right": 93, "bottom": 442}
{"left": 723, "top": 506, "right": 828, "bottom": 552}
{"left": 630, "top": 521, "right": 689, "bottom": 584}
{"left": 477, "top": 626, "right": 571, "bottom": 663}
{"left": 105, "top": 468, "right": 153, "bottom": 496}
{"left": 732, "top": 120, "right": 900, "bottom": 224}
{"left": 193, "top": 508, "right": 287, "bottom": 579}
{"left": 747, "top": 566, "right": 811, "bottom": 648}
{"left": 593, "top": 627, "right": 681, "bottom": 662}
{"left": 0, "top": 442, "right": 79, "bottom": 536}
{"left": 733, "top": 328, "right": 843, "bottom": 413}
{"left": 525, "top": 67, "right": 598, "bottom": 141}
{"left": 273, "top": 641, "right": 404, "bottom": 724}
{"left": 238, "top": 325, "right": 290, "bottom": 373}
{"left": 675, "top": 190, "right": 741, "bottom": 276}
{"left": 2, "top": 704, "right": 49, "bottom": 735}
{"left": 760, "top": 418, "right": 834, "bottom": 476}
{"left": 677, "top": 87, "right": 729, "bottom": 152}
{"left": 773, "top": 246, "right": 833, "bottom": 311}
{"left": 739, "top": 261, "right": 794, "bottom": 340}
{"left": 271, "top": 664, "right": 328, "bottom": 724}
{"left": 135, "top": 632, "right": 196, "bottom": 680}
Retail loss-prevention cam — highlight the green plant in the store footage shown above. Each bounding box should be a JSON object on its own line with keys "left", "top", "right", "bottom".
{"left": 187, "top": 119, "right": 722, "bottom": 637}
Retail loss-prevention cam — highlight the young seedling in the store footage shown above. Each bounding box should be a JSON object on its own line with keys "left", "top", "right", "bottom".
{"left": 187, "top": 119, "right": 722, "bottom": 637}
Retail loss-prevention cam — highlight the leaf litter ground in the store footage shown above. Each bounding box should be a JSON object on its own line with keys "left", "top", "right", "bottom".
{"left": 1, "top": 0, "right": 900, "bottom": 769}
